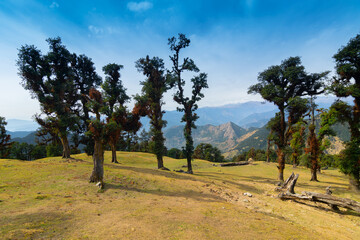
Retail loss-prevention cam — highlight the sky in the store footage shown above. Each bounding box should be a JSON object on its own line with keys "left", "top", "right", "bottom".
{"left": 1, "top": 0, "right": 360, "bottom": 120}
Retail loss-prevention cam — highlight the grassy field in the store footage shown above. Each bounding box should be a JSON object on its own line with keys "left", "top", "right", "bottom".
{"left": 0, "top": 152, "right": 359, "bottom": 239}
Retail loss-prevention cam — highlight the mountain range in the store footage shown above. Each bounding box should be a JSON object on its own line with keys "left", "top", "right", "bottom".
{"left": 6, "top": 97, "right": 353, "bottom": 158}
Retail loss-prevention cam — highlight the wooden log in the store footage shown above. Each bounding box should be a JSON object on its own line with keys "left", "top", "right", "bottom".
{"left": 220, "top": 161, "right": 249, "bottom": 167}
{"left": 279, "top": 187, "right": 360, "bottom": 213}
{"left": 275, "top": 172, "right": 298, "bottom": 193}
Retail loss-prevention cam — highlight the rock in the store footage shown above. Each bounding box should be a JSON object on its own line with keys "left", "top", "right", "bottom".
{"left": 243, "top": 199, "right": 250, "bottom": 203}
{"left": 248, "top": 158, "right": 254, "bottom": 162}
{"left": 243, "top": 192, "right": 253, "bottom": 197}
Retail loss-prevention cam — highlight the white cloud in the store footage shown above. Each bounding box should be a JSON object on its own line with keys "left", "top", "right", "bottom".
{"left": 127, "top": 1, "right": 153, "bottom": 12}
{"left": 50, "top": 2, "right": 59, "bottom": 8}
{"left": 88, "top": 25, "right": 104, "bottom": 35}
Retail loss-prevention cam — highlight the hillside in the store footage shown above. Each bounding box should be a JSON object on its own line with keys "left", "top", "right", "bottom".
{"left": 164, "top": 122, "right": 249, "bottom": 152}
{"left": 0, "top": 152, "right": 359, "bottom": 239}
{"left": 165, "top": 117, "right": 351, "bottom": 159}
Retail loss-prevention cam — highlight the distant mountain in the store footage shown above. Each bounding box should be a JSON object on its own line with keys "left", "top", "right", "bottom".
{"left": 165, "top": 117, "right": 351, "bottom": 159}
{"left": 12, "top": 132, "right": 37, "bottom": 144}
{"left": 164, "top": 122, "right": 249, "bottom": 153}
{"left": 7, "top": 131, "right": 34, "bottom": 139}
{"left": 6, "top": 96, "right": 351, "bottom": 132}
{"left": 163, "top": 101, "right": 277, "bottom": 129}
{"left": 6, "top": 119, "right": 39, "bottom": 132}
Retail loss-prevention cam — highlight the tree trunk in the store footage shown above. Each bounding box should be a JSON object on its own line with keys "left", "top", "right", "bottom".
{"left": 89, "top": 140, "right": 104, "bottom": 188}
{"left": 349, "top": 175, "right": 360, "bottom": 192}
{"left": 60, "top": 134, "right": 71, "bottom": 158}
{"left": 277, "top": 148, "right": 285, "bottom": 182}
{"left": 157, "top": 155, "right": 164, "bottom": 169}
{"left": 110, "top": 143, "right": 118, "bottom": 163}
{"left": 184, "top": 121, "right": 193, "bottom": 174}
{"left": 310, "top": 168, "right": 318, "bottom": 182}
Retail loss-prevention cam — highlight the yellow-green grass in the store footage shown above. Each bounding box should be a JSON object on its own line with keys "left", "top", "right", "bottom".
{"left": 0, "top": 152, "right": 359, "bottom": 239}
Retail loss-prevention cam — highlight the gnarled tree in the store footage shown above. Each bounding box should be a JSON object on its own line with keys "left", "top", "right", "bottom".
{"left": 168, "top": 33, "right": 208, "bottom": 174}
{"left": 17, "top": 37, "right": 78, "bottom": 158}
{"left": 87, "top": 88, "right": 106, "bottom": 187}
{"left": 135, "top": 55, "right": 170, "bottom": 169}
{"left": 249, "top": 57, "right": 328, "bottom": 181}
{"left": 328, "top": 33, "right": 360, "bottom": 190}
{"left": 102, "top": 63, "right": 130, "bottom": 163}
{"left": 72, "top": 54, "right": 102, "bottom": 155}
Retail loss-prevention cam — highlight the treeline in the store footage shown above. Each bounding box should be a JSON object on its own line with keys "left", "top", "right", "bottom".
{"left": 248, "top": 33, "right": 360, "bottom": 190}
{"left": 3, "top": 33, "right": 207, "bottom": 188}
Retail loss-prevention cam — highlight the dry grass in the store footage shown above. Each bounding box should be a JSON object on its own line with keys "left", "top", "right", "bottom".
{"left": 0, "top": 152, "right": 359, "bottom": 239}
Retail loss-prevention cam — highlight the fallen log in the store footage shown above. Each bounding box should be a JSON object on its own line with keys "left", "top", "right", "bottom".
{"left": 279, "top": 190, "right": 360, "bottom": 213}
{"left": 277, "top": 175, "right": 360, "bottom": 213}
{"left": 220, "top": 161, "right": 249, "bottom": 167}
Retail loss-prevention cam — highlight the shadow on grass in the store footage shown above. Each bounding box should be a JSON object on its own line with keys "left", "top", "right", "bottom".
{"left": 103, "top": 182, "right": 224, "bottom": 203}
{"left": 196, "top": 172, "right": 266, "bottom": 194}
{"left": 287, "top": 199, "right": 360, "bottom": 217}
{"left": 0, "top": 211, "right": 73, "bottom": 239}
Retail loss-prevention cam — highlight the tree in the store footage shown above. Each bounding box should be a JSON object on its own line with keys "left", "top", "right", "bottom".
{"left": 0, "top": 117, "right": 12, "bottom": 158}
{"left": 289, "top": 121, "right": 306, "bottom": 167}
{"left": 328, "top": 33, "right": 360, "bottom": 190}
{"left": 102, "top": 63, "right": 130, "bottom": 163}
{"left": 167, "top": 148, "right": 184, "bottom": 159}
{"left": 135, "top": 56, "right": 170, "bottom": 169}
{"left": 72, "top": 54, "right": 102, "bottom": 155}
{"left": 168, "top": 33, "right": 208, "bottom": 174}
{"left": 17, "top": 37, "right": 78, "bottom": 158}
{"left": 249, "top": 57, "right": 328, "bottom": 181}
{"left": 193, "top": 143, "right": 224, "bottom": 162}
{"left": 87, "top": 88, "right": 106, "bottom": 187}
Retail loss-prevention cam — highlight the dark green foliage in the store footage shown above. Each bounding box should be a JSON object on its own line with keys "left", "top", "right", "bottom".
{"left": 0, "top": 117, "right": 12, "bottom": 158}
{"left": 46, "top": 143, "right": 63, "bottom": 157}
{"left": 102, "top": 63, "right": 132, "bottom": 163}
{"left": 168, "top": 33, "right": 209, "bottom": 174}
{"left": 72, "top": 54, "right": 102, "bottom": 154}
{"left": 17, "top": 37, "right": 79, "bottom": 158}
{"left": 135, "top": 56, "right": 169, "bottom": 169}
{"left": 193, "top": 143, "right": 224, "bottom": 162}
{"left": 102, "top": 64, "right": 130, "bottom": 116}
{"left": 329, "top": 33, "right": 360, "bottom": 190}
{"left": 9, "top": 142, "right": 46, "bottom": 160}
{"left": 167, "top": 148, "right": 184, "bottom": 159}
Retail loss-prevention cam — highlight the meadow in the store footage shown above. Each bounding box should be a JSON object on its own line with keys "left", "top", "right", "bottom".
{"left": 1, "top": 152, "right": 359, "bottom": 239}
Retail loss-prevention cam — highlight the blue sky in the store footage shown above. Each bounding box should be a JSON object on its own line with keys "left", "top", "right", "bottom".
{"left": 1, "top": 0, "right": 360, "bottom": 120}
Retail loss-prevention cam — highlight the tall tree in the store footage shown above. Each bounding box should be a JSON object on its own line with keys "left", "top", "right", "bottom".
{"left": 168, "top": 33, "right": 208, "bottom": 174}
{"left": 17, "top": 37, "right": 78, "bottom": 158}
{"left": 87, "top": 88, "right": 106, "bottom": 187}
{"left": 249, "top": 57, "right": 328, "bottom": 181}
{"left": 72, "top": 54, "right": 102, "bottom": 155}
{"left": 0, "top": 117, "right": 12, "bottom": 158}
{"left": 135, "top": 55, "right": 170, "bottom": 169}
{"left": 329, "top": 33, "right": 360, "bottom": 190}
{"left": 102, "top": 63, "right": 130, "bottom": 163}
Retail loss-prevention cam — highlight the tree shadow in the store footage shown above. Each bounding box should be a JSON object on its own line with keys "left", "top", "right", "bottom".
{"left": 196, "top": 172, "right": 265, "bottom": 194}
{"left": 103, "top": 182, "right": 224, "bottom": 203}
{"left": 286, "top": 199, "right": 360, "bottom": 217}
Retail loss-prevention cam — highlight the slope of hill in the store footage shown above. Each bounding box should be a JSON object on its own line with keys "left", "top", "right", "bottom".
{"left": 7, "top": 131, "right": 34, "bottom": 139}
{"left": 164, "top": 122, "right": 249, "bottom": 152}
{"left": 12, "top": 131, "right": 37, "bottom": 144}
{"left": 0, "top": 153, "right": 359, "bottom": 239}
